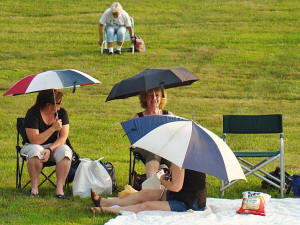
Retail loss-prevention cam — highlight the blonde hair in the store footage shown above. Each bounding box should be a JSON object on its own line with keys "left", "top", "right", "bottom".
{"left": 139, "top": 88, "right": 167, "bottom": 110}
{"left": 111, "top": 2, "right": 123, "bottom": 13}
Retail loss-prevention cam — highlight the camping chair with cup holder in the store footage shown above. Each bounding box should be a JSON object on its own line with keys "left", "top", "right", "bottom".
{"left": 100, "top": 17, "right": 135, "bottom": 54}
{"left": 220, "top": 114, "right": 286, "bottom": 197}
{"left": 16, "top": 117, "right": 77, "bottom": 192}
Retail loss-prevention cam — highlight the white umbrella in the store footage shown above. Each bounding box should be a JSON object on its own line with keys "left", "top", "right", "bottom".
{"left": 122, "top": 115, "right": 246, "bottom": 183}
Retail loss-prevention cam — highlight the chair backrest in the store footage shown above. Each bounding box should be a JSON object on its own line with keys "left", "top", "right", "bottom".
{"left": 17, "top": 118, "right": 26, "bottom": 147}
{"left": 223, "top": 114, "right": 283, "bottom": 134}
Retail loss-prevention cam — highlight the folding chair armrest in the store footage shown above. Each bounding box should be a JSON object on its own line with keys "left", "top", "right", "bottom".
{"left": 234, "top": 151, "right": 280, "bottom": 157}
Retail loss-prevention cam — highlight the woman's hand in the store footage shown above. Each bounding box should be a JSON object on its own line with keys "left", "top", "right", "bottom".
{"left": 160, "top": 174, "right": 166, "bottom": 183}
{"left": 40, "top": 149, "right": 50, "bottom": 163}
{"left": 51, "top": 118, "right": 62, "bottom": 131}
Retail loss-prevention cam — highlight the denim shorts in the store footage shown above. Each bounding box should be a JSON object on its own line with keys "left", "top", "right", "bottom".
{"left": 167, "top": 192, "right": 206, "bottom": 212}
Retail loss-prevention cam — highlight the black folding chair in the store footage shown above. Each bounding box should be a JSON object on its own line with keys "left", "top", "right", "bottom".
{"left": 128, "top": 147, "right": 146, "bottom": 186}
{"left": 220, "top": 114, "right": 285, "bottom": 197}
{"left": 16, "top": 117, "right": 75, "bottom": 191}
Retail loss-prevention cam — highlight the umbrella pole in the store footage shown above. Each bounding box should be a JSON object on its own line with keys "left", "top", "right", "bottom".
{"left": 153, "top": 89, "right": 160, "bottom": 115}
{"left": 52, "top": 89, "right": 58, "bottom": 117}
{"left": 52, "top": 89, "right": 59, "bottom": 139}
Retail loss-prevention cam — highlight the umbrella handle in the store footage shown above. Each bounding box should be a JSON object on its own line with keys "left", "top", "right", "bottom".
{"left": 160, "top": 83, "right": 165, "bottom": 98}
{"left": 72, "top": 81, "right": 76, "bottom": 93}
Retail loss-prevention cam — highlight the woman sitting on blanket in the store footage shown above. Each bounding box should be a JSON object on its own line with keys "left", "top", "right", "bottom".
{"left": 134, "top": 88, "right": 173, "bottom": 179}
{"left": 90, "top": 162, "right": 206, "bottom": 213}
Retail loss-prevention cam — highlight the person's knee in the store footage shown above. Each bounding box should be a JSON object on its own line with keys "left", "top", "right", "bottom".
{"left": 106, "top": 26, "right": 115, "bottom": 42}
{"left": 21, "top": 144, "right": 43, "bottom": 159}
{"left": 116, "top": 27, "right": 126, "bottom": 41}
{"left": 140, "top": 201, "right": 156, "bottom": 211}
{"left": 117, "top": 27, "right": 126, "bottom": 36}
{"left": 53, "top": 145, "right": 72, "bottom": 163}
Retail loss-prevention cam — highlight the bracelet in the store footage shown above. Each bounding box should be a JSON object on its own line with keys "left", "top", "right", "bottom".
{"left": 46, "top": 147, "right": 52, "bottom": 153}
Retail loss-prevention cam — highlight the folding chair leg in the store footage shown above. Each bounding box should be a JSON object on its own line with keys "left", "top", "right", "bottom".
{"left": 280, "top": 134, "right": 285, "bottom": 198}
{"left": 101, "top": 44, "right": 104, "bottom": 54}
{"left": 16, "top": 153, "right": 20, "bottom": 189}
{"left": 221, "top": 156, "right": 282, "bottom": 193}
{"left": 39, "top": 170, "right": 56, "bottom": 188}
{"left": 129, "top": 150, "right": 132, "bottom": 185}
{"left": 18, "top": 160, "right": 26, "bottom": 189}
{"left": 220, "top": 180, "right": 225, "bottom": 196}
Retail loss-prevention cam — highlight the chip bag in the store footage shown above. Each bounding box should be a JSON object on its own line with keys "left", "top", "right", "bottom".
{"left": 118, "top": 185, "right": 138, "bottom": 198}
{"left": 236, "top": 191, "right": 271, "bottom": 216}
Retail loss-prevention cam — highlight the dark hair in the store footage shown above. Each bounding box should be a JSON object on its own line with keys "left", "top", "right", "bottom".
{"left": 31, "top": 89, "right": 63, "bottom": 110}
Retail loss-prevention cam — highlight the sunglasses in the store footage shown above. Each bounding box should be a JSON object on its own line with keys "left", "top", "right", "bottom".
{"left": 55, "top": 101, "right": 62, "bottom": 105}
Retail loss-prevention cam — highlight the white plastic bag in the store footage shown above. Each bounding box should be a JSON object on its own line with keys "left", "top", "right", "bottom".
{"left": 72, "top": 158, "right": 112, "bottom": 198}
{"left": 142, "top": 169, "right": 165, "bottom": 190}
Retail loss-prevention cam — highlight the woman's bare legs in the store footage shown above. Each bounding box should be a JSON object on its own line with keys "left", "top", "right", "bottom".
{"left": 55, "top": 157, "right": 71, "bottom": 195}
{"left": 91, "top": 201, "right": 171, "bottom": 214}
{"left": 145, "top": 160, "right": 160, "bottom": 178}
{"left": 93, "top": 189, "right": 163, "bottom": 207}
{"left": 27, "top": 157, "right": 43, "bottom": 195}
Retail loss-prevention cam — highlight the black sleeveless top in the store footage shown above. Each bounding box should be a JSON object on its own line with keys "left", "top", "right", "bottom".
{"left": 168, "top": 169, "right": 206, "bottom": 209}
{"left": 137, "top": 110, "right": 169, "bottom": 118}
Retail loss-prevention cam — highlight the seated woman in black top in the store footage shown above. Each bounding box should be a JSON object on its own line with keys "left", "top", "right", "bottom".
{"left": 21, "top": 89, "right": 72, "bottom": 198}
{"left": 134, "top": 88, "right": 173, "bottom": 179}
{"left": 90, "top": 162, "right": 206, "bottom": 213}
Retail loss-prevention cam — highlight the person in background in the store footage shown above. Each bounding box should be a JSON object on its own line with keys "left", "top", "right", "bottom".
{"left": 98, "top": 2, "right": 134, "bottom": 55}
{"left": 134, "top": 88, "right": 173, "bottom": 179}
{"left": 21, "top": 89, "right": 72, "bottom": 199}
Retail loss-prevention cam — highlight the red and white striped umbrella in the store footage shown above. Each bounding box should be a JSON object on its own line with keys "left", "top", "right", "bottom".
{"left": 3, "top": 69, "right": 101, "bottom": 96}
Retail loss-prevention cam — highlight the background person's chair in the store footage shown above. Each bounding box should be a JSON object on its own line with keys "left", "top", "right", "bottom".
{"left": 100, "top": 17, "right": 135, "bottom": 54}
{"left": 220, "top": 114, "right": 285, "bottom": 197}
{"left": 16, "top": 118, "right": 74, "bottom": 191}
{"left": 129, "top": 147, "right": 146, "bottom": 188}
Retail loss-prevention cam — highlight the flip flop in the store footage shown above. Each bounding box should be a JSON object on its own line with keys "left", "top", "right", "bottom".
{"left": 55, "top": 194, "right": 68, "bottom": 200}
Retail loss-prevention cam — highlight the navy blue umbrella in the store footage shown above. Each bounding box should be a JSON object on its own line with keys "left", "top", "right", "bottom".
{"left": 106, "top": 68, "right": 199, "bottom": 101}
{"left": 121, "top": 115, "right": 246, "bottom": 182}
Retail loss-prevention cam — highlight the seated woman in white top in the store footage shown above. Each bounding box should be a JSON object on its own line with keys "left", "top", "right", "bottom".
{"left": 98, "top": 2, "right": 134, "bottom": 55}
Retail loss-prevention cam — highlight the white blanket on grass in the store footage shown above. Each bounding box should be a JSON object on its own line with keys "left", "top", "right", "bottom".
{"left": 105, "top": 197, "right": 300, "bottom": 225}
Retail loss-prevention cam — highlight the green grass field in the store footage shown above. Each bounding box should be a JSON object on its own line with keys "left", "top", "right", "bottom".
{"left": 0, "top": 0, "right": 299, "bottom": 224}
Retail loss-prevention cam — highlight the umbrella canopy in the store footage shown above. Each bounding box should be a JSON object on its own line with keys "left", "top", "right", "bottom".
{"left": 121, "top": 115, "right": 246, "bottom": 183}
{"left": 106, "top": 67, "right": 199, "bottom": 101}
{"left": 3, "top": 69, "right": 101, "bottom": 96}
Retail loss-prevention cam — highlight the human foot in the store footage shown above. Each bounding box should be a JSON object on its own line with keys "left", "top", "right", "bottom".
{"left": 90, "top": 207, "right": 103, "bottom": 213}
{"left": 91, "top": 189, "right": 101, "bottom": 207}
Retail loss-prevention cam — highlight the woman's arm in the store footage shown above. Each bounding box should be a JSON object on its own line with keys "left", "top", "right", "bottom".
{"left": 48, "top": 124, "right": 69, "bottom": 151}
{"left": 25, "top": 118, "right": 62, "bottom": 145}
{"left": 160, "top": 163, "right": 185, "bottom": 192}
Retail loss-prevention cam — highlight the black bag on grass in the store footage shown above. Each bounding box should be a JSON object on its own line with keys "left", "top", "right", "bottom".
{"left": 66, "top": 149, "right": 81, "bottom": 183}
{"left": 100, "top": 161, "right": 117, "bottom": 191}
{"left": 261, "top": 167, "right": 293, "bottom": 195}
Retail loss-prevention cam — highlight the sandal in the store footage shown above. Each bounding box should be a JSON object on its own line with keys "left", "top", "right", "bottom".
{"left": 29, "top": 189, "right": 39, "bottom": 197}
{"left": 91, "top": 189, "right": 101, "bottom": 207}
{"left": 55, "top": 194, "right": 68, "bottom": 200}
